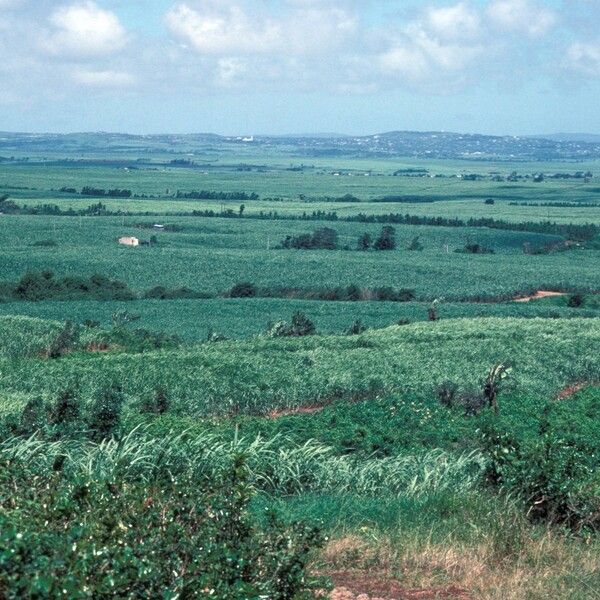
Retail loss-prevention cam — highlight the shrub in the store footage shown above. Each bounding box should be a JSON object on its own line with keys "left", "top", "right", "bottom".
{"left": 290, "top": 311, "right": 316, "bottom": 336}
{"left": 568, "top": 293, "right": 584, "bottom": 308}
{"left": 357, "top": 232, "right": 372, "bottom": 251}
{"left": 230, "top": 282, "right": 258, "bottom": 298}
{"left": 51, "top": 388, "right": 81, "bottom": 430}
{"left": 280, "top": 227, "right": 339, "bottom": 250}
{"left": 407, "top": 235, "right": 424, "bottom": 251}
{"left": 373, "top": 225, "right": 396, "bottom": 250}
{"left": 266, "top": 312, "right": 316, "bottom": 337}
{"left": 480, "top": 421, "right": 600, "bottom": 531}
{"left": 86, "top": 384, "right": 124, "bottom": 441}
{"left": 374, "top": 287, "right": 415, "bottom": 302}
{"left": 0, "top": 454, "right": 325, "bottom": 598}
{"left": 141, "top": 386, "right": 171, "bottom": 415}
{"left": 346, "top": 320, "right": 367, "bottom": 335}
{"left": 46, "top": 320, "right": 79, "bottom": 359}
{"left": 455, "top": 243, "right": 495, "bottom": 254}
{"left": 31, "top": 239, "right": 58, "bottom": 247}
{"left": 436, "top": 381, "right": 459, "bottom": 408}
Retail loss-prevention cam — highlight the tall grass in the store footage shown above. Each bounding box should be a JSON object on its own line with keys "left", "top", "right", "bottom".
{"left": 0, "top": 428, "right": 485, "bottom": 498}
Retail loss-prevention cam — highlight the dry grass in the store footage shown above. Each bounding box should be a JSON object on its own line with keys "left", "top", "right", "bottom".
{"left": 318, "top": 529, "right": 600, "bottom": 599}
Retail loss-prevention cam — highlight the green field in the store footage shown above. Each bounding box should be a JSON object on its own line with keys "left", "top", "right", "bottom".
{"left": 1, "top": 147, "right": 600, "bottom": 598}
{"left": 1, "top": 215, "right": 598, "bottom": 304}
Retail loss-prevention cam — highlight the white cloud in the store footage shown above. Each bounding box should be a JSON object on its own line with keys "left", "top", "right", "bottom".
{"left": 379, "top": 3, "right": 485, "bottom": 87}
{"left": 165, "top": 3, "right": 281, "bottom": 54}
{"left": 43, "top": 1, "right": 128, "bottom": 58}
{"left": 165, "top": 2, "right": 357, "bottom": 57}
{"left": 72, "top": 68, "right": 136, "bottom": 87}
{"left": 426, "top": 2, "right": 481, "bottom": 41}
{"left": 566, "top": 42, "right": 600, "bottom": 77}
{"left": 487, "top": 0, "right": 557, "bottom": 37}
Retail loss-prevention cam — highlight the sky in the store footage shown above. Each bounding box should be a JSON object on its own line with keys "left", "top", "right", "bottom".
{"left": 1, "top": 0, "right": 600, "bottom": 135}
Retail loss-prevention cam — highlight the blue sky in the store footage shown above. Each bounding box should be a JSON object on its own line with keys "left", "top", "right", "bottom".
{"left": 1, "top": 0, "right": 599, "bottom": 135}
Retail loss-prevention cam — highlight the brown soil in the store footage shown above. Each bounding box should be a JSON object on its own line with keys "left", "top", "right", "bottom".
{"left": 513, "top": 290, "right": 567, "bottom": 303}
{"left": 555, "top": 382, "right": 599, "bottom": 401}
{"left": 85, "top": 342, "right": 113, "bottom": 353}
{"left": 328, "top": 572, "right": 469, "bottom": 600}
{"left": 266, "top": 405, "right": 325, "bottom": 419}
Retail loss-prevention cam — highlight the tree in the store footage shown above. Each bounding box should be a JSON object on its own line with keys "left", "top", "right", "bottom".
{"left": 407, "top": 235, "right": 423, "bottom": 251}
{"left": 357, "top": 232, "right": 372, "bottom": 251}
{"left": 374, "top": 226, "right": 396, "bottom": 251}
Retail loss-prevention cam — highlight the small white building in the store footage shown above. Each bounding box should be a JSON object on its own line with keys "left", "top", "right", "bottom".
{"left": 118, "top": 236, "right": 139, "bottom": 247}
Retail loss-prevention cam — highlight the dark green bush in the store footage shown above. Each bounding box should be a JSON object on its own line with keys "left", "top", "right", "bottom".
{"left": 479, "top": 393, "right": 600, "bottom": 531}
{"left": 46, "top": 320, "right": 79, "bottom": 359}
{"left": 373, "top": 225, "right": 396, "bottom": 250}
{"left": 346, "top": 320, "right": 367, "bottom": 335}
{"left": 280, "top": 227, "right": 338, "bottom": 250}
{"left": 568, "top": 293, "right": 584, "bottom": 308}
{"left": 230, "top": 282, "right": 258, "bottom": 298}
{"left": 0, "top": 455, "right": 324, "bottom": 598}
{"left": 86, "top": 384, "right": 125, "bottom": 441}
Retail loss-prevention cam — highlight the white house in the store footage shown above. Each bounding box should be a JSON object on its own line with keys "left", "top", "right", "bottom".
{"left": 118, "top": 236, "right": 139, "bottom": 247}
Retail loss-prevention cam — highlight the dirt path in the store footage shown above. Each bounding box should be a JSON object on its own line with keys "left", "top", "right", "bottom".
{"left": 555, "top": 382, "right": 599, "bottom": 401}
{"left": 266, "top": 405, "right": 325, "bottom": 419}
{"left": 328, "top": 572, "right": 469, "bottom": 600}
{"left": 513, "top": 290, "right": 567, "bottom": 303}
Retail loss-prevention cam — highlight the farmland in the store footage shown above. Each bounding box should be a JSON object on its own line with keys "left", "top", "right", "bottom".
{"left": 0, "top": 134, "right": 599, "bottom": 598}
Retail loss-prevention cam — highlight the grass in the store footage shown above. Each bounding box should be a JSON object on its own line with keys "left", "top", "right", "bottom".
{"left": 1, "top": 316, "right": 598, "bottom": 417}
{"left": 1, "top": 215, "right": 598, "bottom": 302}
{"left": 1, "top": 296, "right": 599, "bottom": 341}
{"left": 1, "top": 150, "right": 599, "bottom": 598}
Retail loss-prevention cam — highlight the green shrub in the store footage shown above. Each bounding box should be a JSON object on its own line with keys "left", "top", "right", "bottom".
{"left": 0, "top": 452, "right": 325, "bottom": 599}
{"left": 346, "top": 320, "right": 367, "bottom": 335}
{"left": 86, "top": 384, "right": 124, "bottom": 441}
{"left": 45, "top": 320, "right": 79, "bottom": 359}
{"left": 230, "top": 282, "right": 258, "bottom": 298}
{"left": 373, "top": 225, "right": 396, "bottom": 250}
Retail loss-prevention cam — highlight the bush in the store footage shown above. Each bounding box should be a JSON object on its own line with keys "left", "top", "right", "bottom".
{"left": 31, "top": 239, "right": 58, "bottom": 248}
{"left": 141, "top": 386, "right": 170, "bottom": 415}
{"left": 230, "top": 282, "right": 258, "bottom": 298}
{"left": 455, "top": 243, "right": 495, "bottom": 254}
{"left": 374, "top": 287, "right": 415, "bottom": 302}
{"left": 86, "top": 384, "right": 125, "bottom": 441}
{"left": 568, "top": 293, "right": 584, "bottom": 308}
{"left": 266, "top": 311, "right": 316, "bottom": 337}
{"left": 480, "top": 420, "right": 600, "bottom": 531}
{"left": 346, "top": 320, "right": 367, "bottom": 335}
{"left": 373, "top": 226, "right": 396, "bottom": 250}
{"left": 11, "top": 271, "right": 136, "bottom": 302}
{"left": 0, "top": 454, "right": 325, "bottom": 598}
{"left": 436, "top": 381, "right": 459, "bottom": 408}
{"left": 407, "top": 235, "right": 424, "bottom": 251}
{"left": 357, "top": 232, "right": 372, "bottom": 251}
{"left": 280, "top": 227, "right": 338, "bottom": 250}
{"left": 45, "top": 321, "right": 79, "bottom": 359}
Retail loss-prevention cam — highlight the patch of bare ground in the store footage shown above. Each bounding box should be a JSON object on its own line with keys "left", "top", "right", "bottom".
{"left": 329, "top": 574, "right": 468, "bottom": 599}
{"left": 316, "top": 531, "right": 600, "bottom": 600}
{"left": 266, "top": 405, "right": 325, "bottom": 419}
{"left": 85, "top": 342, "right": 113, "bottom": 353}
{"left": 513, "top": 291, "right": 567, "bottom": 303}
{"left": 555, "top": 382, "right": 599, "bottom": 400}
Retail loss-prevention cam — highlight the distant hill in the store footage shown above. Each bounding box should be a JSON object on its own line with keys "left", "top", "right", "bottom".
{"left": 2, "top": 129, "right": 600, "bottom": 161}
{"left": 532, "top": 133, "right": 600, "bottom": 144}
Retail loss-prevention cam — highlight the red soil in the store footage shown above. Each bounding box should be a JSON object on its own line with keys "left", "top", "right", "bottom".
{"left": 513, "top": 291, "right": 567, "bottom": 303}
{"left": 328, "top": 572, "right": 469, "bottom": 600}
{"left": 555, "top": 382, "right": 599, "bottom": 401}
